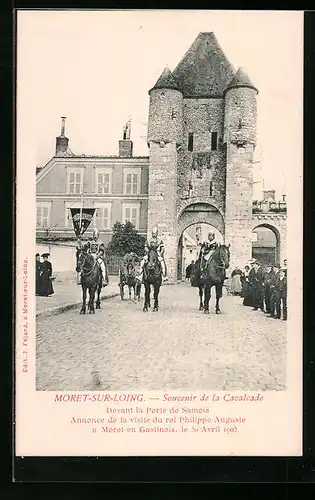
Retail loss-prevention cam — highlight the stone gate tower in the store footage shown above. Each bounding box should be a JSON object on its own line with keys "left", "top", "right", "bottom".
{"left": 147, "top": 32, "right": 258, "bottom": 280}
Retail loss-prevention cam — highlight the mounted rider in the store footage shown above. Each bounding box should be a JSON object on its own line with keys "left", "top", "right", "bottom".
{"left": 77, "top": 228, "right": 108, "bottom": 286}
{"left": 138, "top": 227, "right": 167, "bottom": 282}
{"left": 198, "top": 232, "right": 219, "bottom": 272}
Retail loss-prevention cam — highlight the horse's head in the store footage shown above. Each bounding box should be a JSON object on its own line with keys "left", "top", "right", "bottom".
{"left": 76, "top": 249, "right": 93, "bottom": 273}
{"left": 145, "top": 248, "right": 161, "bottom": 276}
{"left": 218, "top": 244, "right": 230, "bottom": 269}
{"left": 126, "top": 260, "right": 135, "bottom": 278}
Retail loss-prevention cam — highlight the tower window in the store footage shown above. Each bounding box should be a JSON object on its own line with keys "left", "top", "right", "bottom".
{"left": 211, "top": 132, "right": 218, "bottom": 151}
{"left": 188, "top": 132, "right": 194, "bottom": 152}
{"left": 209, "top": 181, "right": 213, "bottom": 196}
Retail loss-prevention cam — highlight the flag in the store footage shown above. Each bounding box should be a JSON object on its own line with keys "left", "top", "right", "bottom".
{"left": 70, "top": 208, "right": 96, "bottom": 237}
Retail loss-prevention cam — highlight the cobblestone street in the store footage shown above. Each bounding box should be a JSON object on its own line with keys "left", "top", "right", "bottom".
{"left": 36, "top": 282, "right": 286, "bottom": 392}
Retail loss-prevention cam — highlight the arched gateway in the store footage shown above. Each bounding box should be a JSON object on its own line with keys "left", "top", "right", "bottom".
{"left": 177, "top": 203, "right": 225, "bottom": 279}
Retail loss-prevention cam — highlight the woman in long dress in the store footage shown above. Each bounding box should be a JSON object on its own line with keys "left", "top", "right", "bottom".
{"left": 39, "top": 253, "right": 54, "bottom": 297}
{"left": 241, "top": 265, "right": 252, "bottom": 306}
{"left": 231, "top": 267, "right": 243, "bottom": 295}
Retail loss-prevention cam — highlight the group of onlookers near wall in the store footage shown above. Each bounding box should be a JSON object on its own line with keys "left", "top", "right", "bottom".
{"left": 230, "top": 259, "right": 287, "bottom": 321}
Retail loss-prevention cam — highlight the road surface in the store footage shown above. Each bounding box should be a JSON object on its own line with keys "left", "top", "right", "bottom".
{"left": 36, "top": 282, "right": 286, "bottom": 391}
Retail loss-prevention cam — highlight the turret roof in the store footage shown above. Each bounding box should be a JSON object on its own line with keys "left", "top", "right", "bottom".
{"left": 172, "top": 32, "right": 235, "bottom": 98}
{"left": 224, "top": 67, "right": 258, "bottom": 94}
{"left": 149, "top": 67, "right": 180, "bottom": 92}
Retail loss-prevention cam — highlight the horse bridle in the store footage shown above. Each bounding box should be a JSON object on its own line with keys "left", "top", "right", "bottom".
{"left": 79, "top": 253, "right": 97, "bottom": 276}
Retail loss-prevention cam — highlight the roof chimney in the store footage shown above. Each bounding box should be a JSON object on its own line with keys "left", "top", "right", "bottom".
{"left": 119, "top": 117, "right": 133, "bottom": 157}
{"left": 55, "top": 116, "right": 69, "bottom": 156}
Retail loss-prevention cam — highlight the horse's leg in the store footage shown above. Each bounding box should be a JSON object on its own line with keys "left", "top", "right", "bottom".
{"left": 120, "top": 281, "right": 124, "bottom": 300}
{"left": 215, "top": 283, "right": 223, "bottom": 314}
{"left": 91, "top": 288, "right": 96, "bottom": 314}
{"left": 143, "top": 283, "right": 149, "bottom": 312}
{"left": 80, "top": 285, "right": 87, "bottom": 314}
{"left": 88, "top": 288, "right": 92, "bottom": 314}
{"left": 199, "top": 286, "right": 204, "bottom": 310}
{"left": 136, "top": 281, "right": 140, "bottom": 301}
{"left": 95, "top": 282, "right": 101, "bottom": 309}
{"left": 153, "top": 283, "right": 160, "bottom": 312}
{"left": 204, "top": 285, "right": 211, "bottom": 314}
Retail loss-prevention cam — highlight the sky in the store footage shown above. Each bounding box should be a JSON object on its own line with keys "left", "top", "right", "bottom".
{"left": 17, "top": 10, "right": 303, "bottom": 198}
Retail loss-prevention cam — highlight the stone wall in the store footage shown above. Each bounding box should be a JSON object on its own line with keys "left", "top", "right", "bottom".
{"left": 177, "top": 205, "right": 225, "bottom": 238}
{"left": 224, "top": 86, "right": 257, "bottom": 271}
{"left": 177, "top": 98, "right": 226, "bottom": 214}
{"left": 147, "top": 88, "right": 183, "bottom": 145}
{"left": 147, "top": 142, "right": 178, "bottom": 281}
{"left": 225, "top": 143, "right": 255, "bottom": 271}
{"left": 224, "top": 87, "right": 257, "bottom": 146}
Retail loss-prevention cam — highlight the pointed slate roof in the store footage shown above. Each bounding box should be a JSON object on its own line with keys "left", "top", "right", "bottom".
{"left": 149, "top": 67, "right": 180, "bottom": 93}
{"left": 172, "top": 32, "right": 235, "bottom": 98}
{"left": 224, "top": 67, "right": 258, "bottom": 94}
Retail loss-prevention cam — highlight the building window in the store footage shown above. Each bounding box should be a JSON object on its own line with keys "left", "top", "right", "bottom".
{"left": 209, "top": 181, "right": 213, "bottom": 196}
{"left": 124, "top": 169, "right": 140, "bottom": 194}
{"left": 123, "top": 203, "right": 140, "bottom": 229}
{"left": 211, "top": 132, "right": 218, "bottom": 151}
{"left": 188, "top": 132, "right": 194, "bottom": 152}
{"left": 96, "top": 168, "right": 111, "bottom": 194}
{"left": 95, "top": 203, "right": 111, "bottom": 230}
{"left": 36, "top": 203, "right": 51, "bottom": 228}
{"left": 67, "top": 169, "right": 83, "bottom": 194}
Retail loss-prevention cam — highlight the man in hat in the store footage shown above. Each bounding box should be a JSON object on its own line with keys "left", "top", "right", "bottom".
{"left": 199, "top": 232, "right": 219, "bottom": 272}
{"left": 35, "top": 253, "right": 42, "bottom": 296}
{"left": 39, "top": 253, "right": 54, "bottom": 297}
{"left": 263, "top": 263, "right": 274, "bottom": 314}
{"left": 247, "top": 259, "right": 256, "bottom": 306}
{"left": 252, "top": 260, "right": 265, "bottom": 311}
{"left": 138, "top": 227, "right": 167, "bottom": 282}
{"left": 274, "top": 267, "right": 287, "bottom": 320}
{"left": 267, "top": 263, "right": 281, "bottom": 318}
{"left": 283, "top": 259, "right": 287, "bottom": 277}
{"left": 78, "top": 228, "right": 108, "bottom": 286}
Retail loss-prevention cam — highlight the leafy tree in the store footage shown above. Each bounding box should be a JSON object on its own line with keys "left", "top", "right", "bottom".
{"left": 106, "top": 221, "right": 145, "bottom": 257}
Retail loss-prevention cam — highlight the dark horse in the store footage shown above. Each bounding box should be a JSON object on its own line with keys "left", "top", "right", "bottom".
{"left": 191, "top": 244, "right": 230, "bottom": 314}
{"left": 76, "top": 249, "right": 102, "bottom": 314}
{"left": 143, "top": 248, "right": 162, "bottom": 312}
{"left": 119, "top": 258, "right": 141, "bottom": 302}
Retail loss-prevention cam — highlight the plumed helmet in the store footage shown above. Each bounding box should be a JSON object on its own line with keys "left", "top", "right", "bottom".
{"left": 152, "top": 226, "right": 158, "bottom": 236}
{"left": 93, "top": 228, "right": 99, "bottom": 238}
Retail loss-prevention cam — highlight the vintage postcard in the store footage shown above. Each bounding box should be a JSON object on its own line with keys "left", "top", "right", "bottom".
{"left": 15, "top": 10, "right": 303, "bottom": 457}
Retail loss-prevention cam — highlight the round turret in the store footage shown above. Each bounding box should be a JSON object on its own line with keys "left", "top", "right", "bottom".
{"left": 223, "top": 68, "right": 258, "bottom": 146}
{"left": 147, "top": 67, "right": 183, "bottom": 146}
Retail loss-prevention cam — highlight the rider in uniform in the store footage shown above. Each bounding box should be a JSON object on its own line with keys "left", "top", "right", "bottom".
{"left": 77, "top": 228, "right": 108, "bottom": 286}
{"left": 138, "top": 227, "right": 167, "bottom": 282}
{"left": 198, "top": 232, "right": 219, "bottom": 271}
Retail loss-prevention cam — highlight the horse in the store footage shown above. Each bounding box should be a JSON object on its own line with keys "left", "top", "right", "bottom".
{"left": 191, "top": 244, "right": 230, "bottom": 314}
{"left": 119, "top": 257, "right": 141, "bottom": 302}
{"left": 143, "top": 248, "right": 163, "bottom": 312}
{"left": 76, "top": 249, "right": 102, "bottom": 314}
